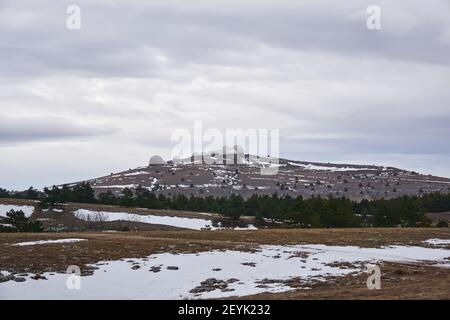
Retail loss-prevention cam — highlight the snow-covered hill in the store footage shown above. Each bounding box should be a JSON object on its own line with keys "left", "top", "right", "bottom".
{"left": 65, "top": 154, "right": 450, "bottom": 200}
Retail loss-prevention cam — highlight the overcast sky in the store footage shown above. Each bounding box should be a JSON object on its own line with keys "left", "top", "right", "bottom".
{"left": 1, "top": 0, "right": 450, "bottom": 190}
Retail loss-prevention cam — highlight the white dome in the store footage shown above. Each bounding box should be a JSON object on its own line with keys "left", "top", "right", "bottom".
{"left": 149, "top": 155, "right": 165, "bottom": 165}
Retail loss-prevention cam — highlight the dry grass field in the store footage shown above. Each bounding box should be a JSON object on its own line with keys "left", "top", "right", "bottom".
{"left": 1, "top": 198, "right": 449, "bottom": 299}
{"left": 1, "top": 228, "right": 449, "bottom": 299}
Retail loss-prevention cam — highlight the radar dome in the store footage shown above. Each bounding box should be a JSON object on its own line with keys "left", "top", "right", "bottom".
{"left": 149, "top": 155, "right": 166, "bottom": 165}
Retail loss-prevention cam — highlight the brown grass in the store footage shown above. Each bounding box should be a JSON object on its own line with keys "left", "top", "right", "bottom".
{"left": 133, "top": 228, "right": 450, "bottom": 247}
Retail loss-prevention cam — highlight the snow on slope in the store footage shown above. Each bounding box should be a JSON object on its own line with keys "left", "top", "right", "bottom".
{"left": 93, "top": 184, "right": 140, "bottom": 189}
{"left": 123, "top": 171, "right": 150, "bottom": 176}
{"left": 73, "top": 209, "right": 215, "bottom": 230}
{"left": 1, "top": 243, "right": 449, "bottom": 299}
{"left": 0, "top": 204, "right": 34, "bottom": 218}
{"left": 288, "top": 162, "right": 378, "bottom": 172}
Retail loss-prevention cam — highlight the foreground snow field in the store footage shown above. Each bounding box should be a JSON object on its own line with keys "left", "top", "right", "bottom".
{"left": 1, "top": 243, "right": 449, "bottom": 300}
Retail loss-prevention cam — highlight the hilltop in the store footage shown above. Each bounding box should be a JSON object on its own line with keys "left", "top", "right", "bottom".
{"left": 65, "top": 153, "right": 450, "bottom": 201}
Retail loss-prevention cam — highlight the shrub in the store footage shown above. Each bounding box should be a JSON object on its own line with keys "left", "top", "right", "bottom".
{"left": 1, "top": 210, "right": 44, "bottom": 233}
{"left": 436, "top": 220, "right": 449, "bottom": 228}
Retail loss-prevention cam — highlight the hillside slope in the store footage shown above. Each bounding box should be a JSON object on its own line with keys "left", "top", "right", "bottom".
{"left": 67, "top": 155, "right": 450, "bottom": 200}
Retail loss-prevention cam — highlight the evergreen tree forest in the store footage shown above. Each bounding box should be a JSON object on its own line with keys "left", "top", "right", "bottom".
{"left": 2, "top": 183, "right": 450, "bottom": 228}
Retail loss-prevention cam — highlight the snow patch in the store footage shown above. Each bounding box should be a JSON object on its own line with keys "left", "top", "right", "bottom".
{"left": 423, "top": 239, "right": 450, "bottom": 246}
{"left": 234, "top": 224, "right": 258, "bottom": 230}
{"left": 73, "top": 209, "right": 215, "bottom": 231}
{"left": 288, "top": 162, "right": 378, "bottom": 172}
{"left": 12, "top": 239, "right": 86, "bottom": 246}
{"left": 0, "top": 223, "right": 15, "bottom": 228}
{"left": 0, "top": 204, "right": 34, "bottom": 218}
{"left": 123, "top": 171, "right": 150, "bottom": 176}
{"left": 93, "top": 184, "right": 140, "bottom": 189}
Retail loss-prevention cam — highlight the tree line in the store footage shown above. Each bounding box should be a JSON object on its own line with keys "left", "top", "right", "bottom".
{"left": 1, "top": 183, "right": 450, "bottom": 228}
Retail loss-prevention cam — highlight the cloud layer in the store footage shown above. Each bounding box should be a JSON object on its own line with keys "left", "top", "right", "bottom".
{"left": 1, "top": 0, "right": 450, "bottom": 189}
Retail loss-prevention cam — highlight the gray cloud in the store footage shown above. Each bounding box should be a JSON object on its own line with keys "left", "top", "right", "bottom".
{"left": 0, "top": 115, "right": 118, "bottom": 143}
{"left": 1, "top": 1, "right": 450, "bottom": 78}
